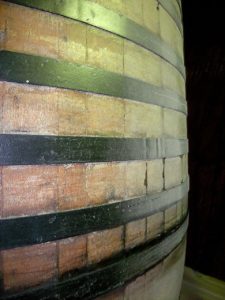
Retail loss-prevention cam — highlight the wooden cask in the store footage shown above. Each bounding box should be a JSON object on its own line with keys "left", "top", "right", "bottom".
{"left": 0, "top": 0, "right": 188, "bottom": 299}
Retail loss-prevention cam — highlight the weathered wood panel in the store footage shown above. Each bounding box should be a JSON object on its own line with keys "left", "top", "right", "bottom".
{"left": 0, "top": 0, "right": 187, "bottom": 298}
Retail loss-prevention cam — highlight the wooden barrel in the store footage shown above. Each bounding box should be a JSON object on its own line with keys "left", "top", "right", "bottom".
{"left": 0, "top": 0, "right": 188, "bottom": 299}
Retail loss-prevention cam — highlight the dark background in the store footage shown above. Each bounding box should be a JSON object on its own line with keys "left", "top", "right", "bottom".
{"left": 182, "top": 0, "right": 225, "bottom": 280}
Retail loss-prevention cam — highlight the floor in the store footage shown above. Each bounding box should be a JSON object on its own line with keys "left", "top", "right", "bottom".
{"left": 180, "top": 267, "right": 225, "bottom": 300}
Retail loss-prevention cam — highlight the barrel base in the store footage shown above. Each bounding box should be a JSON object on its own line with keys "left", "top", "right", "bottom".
{"left": 96, "top": 238, "right": 186, "bottom": 300}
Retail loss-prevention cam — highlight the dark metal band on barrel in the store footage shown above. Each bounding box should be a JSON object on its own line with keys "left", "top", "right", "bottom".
{"left": 0, "top": 216, "right": 188, "bottom": 300}
{"left": 158, "top": 0, "right": 183, "bottom": 35}
{"left": 5, "top": 0, "right": 185, "bottom": 78}
{"left": 0, "top": 180, "right": 188, "bottom": 250}
{"left": 0, "top": 51, "right": 186, "bottom": 114}
{"left": 0, "top": 134, "right": 188, "bottom": 165}
{"left": 175, "top": 0, "right": 182, "bottom": 11}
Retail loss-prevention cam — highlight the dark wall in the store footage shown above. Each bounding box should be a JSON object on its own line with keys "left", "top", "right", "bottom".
{"left": 182, "top": 0, "right": 225, "bottom": 280}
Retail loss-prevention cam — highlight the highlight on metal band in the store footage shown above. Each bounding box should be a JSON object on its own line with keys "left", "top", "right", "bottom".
{"left": 158, "top": 0, "right": 183, "bottom": 35}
